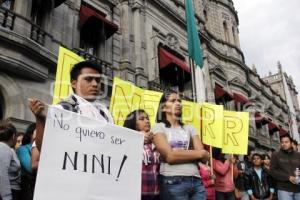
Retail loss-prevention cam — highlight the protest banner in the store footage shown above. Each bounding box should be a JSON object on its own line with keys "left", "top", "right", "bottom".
{"left": 34, "top": 106, "right": 144, "bottom": 200}
{"left": 182, "top": 100, "right": 201, "bottom": 136}
{"left": 201, "top": 103, "right": 223, "bottom": 148}
{"left": 222, "top": 111, "right": 249, "bottom": 155}
{"left": 109, "top": 77, "right": 162, "bottom": 126}
{"left": 141, "top": 89, "right": 163, "bottom": 126}
{"left": 53, "top": 46, "right": 84, "bottom": 104}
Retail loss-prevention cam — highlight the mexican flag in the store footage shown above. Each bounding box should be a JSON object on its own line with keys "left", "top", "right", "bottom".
{"left": 185, "top": 0, "right": 206, "bottom": 103}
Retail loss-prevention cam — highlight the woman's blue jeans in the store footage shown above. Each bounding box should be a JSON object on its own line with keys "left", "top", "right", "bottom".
{"left": 159, "top": 175, "right": 206, "bottom": 200}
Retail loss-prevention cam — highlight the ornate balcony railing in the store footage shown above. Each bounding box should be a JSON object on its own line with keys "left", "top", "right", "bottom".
{"left": 0, "top": 7, "right": 61, "bottom": 51}
{"left": 73, "top": 48, "right": 114, "bottom": 80}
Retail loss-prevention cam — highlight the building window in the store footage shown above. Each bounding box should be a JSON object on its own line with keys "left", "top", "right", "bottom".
{"left": 158, "top": 46, "right": 191, "bottom": 92}
{"left": 232, "top": 26, "right": 237, "bottom": 45}
{"left": 214, "top": 83, "right": 233, "bottom": 109}
{"left": 31, "top": 0, "right": 51, "bottom": 27}
{"left": 0, "top": 0, "right": 14, "bottom": 10}
{"left": 80, "top": 20, "right": 105, "bottom": 56}
{"left": 79, "top": 5, "right": 118, "bottom": 59}
{"left": 233, "top": 93, "right": 249, "bottom": 111}
{"left": 223, "top": 21, "right": 230, "bottom": 43}
{"left": 255, "top": 112, "right": 269, "bottom": 135}
{"left": 204, "top": 10, "right": 208, "bottom": 22}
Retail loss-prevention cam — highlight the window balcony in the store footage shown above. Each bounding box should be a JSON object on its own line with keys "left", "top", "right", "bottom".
{"left": 73, "top": 48, "right": 114, "bottom": 81}
{"left": 0, "top": 7, "right": 61, "bottom": 80}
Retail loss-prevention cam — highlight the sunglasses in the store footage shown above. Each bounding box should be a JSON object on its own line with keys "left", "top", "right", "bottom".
{"left": 82, "top": 75, "right": 101, "bottom": 83}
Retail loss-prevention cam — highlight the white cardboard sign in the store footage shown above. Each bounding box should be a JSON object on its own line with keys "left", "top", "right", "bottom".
{"left": 34, "top": 106, "right": 144, "bottom": 200}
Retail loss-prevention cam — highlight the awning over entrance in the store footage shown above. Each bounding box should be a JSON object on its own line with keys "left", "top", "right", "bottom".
{"left": 80, "top": 5, "right": 118, "bottom": 38}
{"left": 214, "top": 83, "right": 233, "bottom": 101}
{"left": 279, "top": 127, "right": 288, "bottom": 136}
{"left": 268, "top": 121, "right": 279, "bottom": 133}
{"left": 158, "top": 47, "right": 190, "bottom": 73}
{"left": 255, "top": 112, "right": 269, "bottom": 125}
{"left": 233, "top": 93, "right": 249, "bottom": 104}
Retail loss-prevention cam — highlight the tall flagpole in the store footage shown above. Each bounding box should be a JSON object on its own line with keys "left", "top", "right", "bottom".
{"left": 190, "top": 58, "right": 197, "bottom": 102}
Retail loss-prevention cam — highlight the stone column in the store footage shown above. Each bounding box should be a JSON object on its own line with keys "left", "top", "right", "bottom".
{"left": 119, "top": 0, "right": 135, "bottom": 82}
{"left": 202, "top": 44, "right": 214, "bottom": 103}
{"left": 132, "top": 1, "right": 148, "bottom": 87}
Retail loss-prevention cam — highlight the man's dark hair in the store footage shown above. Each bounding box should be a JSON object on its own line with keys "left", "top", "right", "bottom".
{"left": 22, "top": 123, "right": 36, "bottom": 145}
{"left": 280, "top": 134, "right": 293, "bottom": 142}
{"left": 251, "top": 153, "right": 263, "bottom": 161}
{"left": 124, "top": 109, "right": 148, "bottom": 131}
{"left": 70, "top": 61, "right": 102, "bottom": 81}
{"left": 0, "top": 122, "right": 17, "bottom": 141}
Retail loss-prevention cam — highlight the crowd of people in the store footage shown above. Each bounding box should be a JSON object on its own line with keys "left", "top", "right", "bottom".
{"left": 1, "top": 61, "right": 300, "bottom": 200}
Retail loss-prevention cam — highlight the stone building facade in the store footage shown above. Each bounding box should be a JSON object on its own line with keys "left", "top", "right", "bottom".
{"left": 0, "top": 0, "right": 299, "bottom": 151}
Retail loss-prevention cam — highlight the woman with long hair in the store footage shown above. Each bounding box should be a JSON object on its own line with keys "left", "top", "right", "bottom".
{"left": 263, "top": 154, "right": 271, "bottom": 171}
{"left": 152, "top": 92, "right": 209, "bottom": 200}
{"left": 124, "top": 109, "right": 160, "bottom": 200}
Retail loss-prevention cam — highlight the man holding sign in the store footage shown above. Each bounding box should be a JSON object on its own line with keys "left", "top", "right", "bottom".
{"left": 29, "top": 61, "right": 114, "bottom": 151}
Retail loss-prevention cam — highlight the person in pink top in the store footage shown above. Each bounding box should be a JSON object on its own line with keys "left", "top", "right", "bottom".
{"left": 212, "top": 148, "right": 237, "bottom": 200}
{"left": 199, "top": 161, "right": 216, "bottom": 200}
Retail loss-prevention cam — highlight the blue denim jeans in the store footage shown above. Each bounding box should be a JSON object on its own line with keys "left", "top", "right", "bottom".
{"left": 159, "top": 175, "right": 206, "bottom": 200}
{"left": 278, "top": 190, "right": 300, "bottom": 200}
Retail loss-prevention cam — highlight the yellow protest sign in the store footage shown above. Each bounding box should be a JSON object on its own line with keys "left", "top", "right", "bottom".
{"left": 182, "top": 100, "right": 201, "bottom": 136}
{"left": 201, "top": 103, "right": 224, "bottom": 148}
{"left": 53, "top": 46, "right": 84, "bottom": 104}
{"left": 109, "top": 77, "right": 163, "bottom": 126}
{"left": 140, "top": 90, "right": 163, "bottom": 126}
{"left": 222, "top": 111, "right": 249, "bottom": 155}
{"left": 109, "top": 77, "right": 143, "bottom": 126}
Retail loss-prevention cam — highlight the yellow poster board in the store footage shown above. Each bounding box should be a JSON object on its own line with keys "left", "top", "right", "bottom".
{"left": 141, "top": 89, "right": 164, "bottom": 126}
{"left": 109, "top": 78, "right": 250, "bottom": 154}
{"left": 201, "top": 103, "right": 224, "bottom": 148}
{"left": 109, "top": 77, "right": 163, "bottom": 126}
{"left": 182, "top": 100, "right": 201, "bottom": 136}
{"left": 52, "top": 46, "right": 84, "bottom": 104}
{"left": 222, "top": 111, "right": 249, "bottom": 155}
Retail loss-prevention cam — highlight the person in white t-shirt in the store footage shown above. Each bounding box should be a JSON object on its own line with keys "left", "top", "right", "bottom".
{"left": 28, "top": 61, "right": 114, "bottom": 151}
{"left": 152, "top": 92, "right": 209, "bottom": 200}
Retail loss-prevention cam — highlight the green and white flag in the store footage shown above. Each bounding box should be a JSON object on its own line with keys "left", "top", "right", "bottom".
{"left": 185, "top": 0, "right": 206, "bottom": 103}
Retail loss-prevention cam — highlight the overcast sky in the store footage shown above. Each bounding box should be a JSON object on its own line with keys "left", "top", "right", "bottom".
{"left": 232, "top": 0, "right": 300, "bottom": 104}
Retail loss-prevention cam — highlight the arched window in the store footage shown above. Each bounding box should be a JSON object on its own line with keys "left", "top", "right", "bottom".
{"left": 232, "top": 26, "right": 237, "bottom": 45}
{"left": 0, "top": 0, "right": 14, "bottom": 10}
{"left": 223, "top": 21, "right": 230, "bottom": 43}
{"left": 203, "top": 10, "right": 208, "bottom": 22}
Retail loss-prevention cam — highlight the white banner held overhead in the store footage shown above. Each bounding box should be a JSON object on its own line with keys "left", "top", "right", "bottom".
{"left": 34, "top": 106, "right": 144, "bottom": 200}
